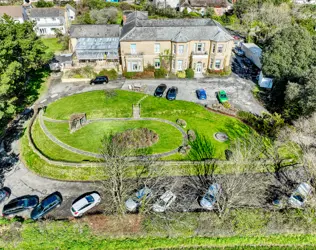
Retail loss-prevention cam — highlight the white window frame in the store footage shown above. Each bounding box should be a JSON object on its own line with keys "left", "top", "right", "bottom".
{"left": 215, "top": 59, "right": 221, "bottom": 69}
{"left": 130, "top": 44, "right": 137, "bottom": 54}
{"left": 128, "top": 61, "right": 142, "bottom": 72}
{"left": 212, "top": 44, "right": 216, "bottom": 53}
{"left": 210, "top": 59, "right": 214, "bottom": 69}
{"left": 154, "top": 59, "right": 160, "bottom": 69}
{"left": 173, "top": 44, "right": 176, "bottom": 54}
{"left": 178, "top": 45, "right": 184, "bottom": 55}
{"left": 177, "top": 60, "right": 183, "bottom": 71}
{"left": 217, "top": 44, "right": 223, "bottom": 53}
{"left": 154, "top": 43, "right": 160, "bottom": 53}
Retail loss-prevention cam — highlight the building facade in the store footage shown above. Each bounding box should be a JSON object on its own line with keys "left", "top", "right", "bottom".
{"left": 120, "top": 12, "right": 234, "bottom": 75}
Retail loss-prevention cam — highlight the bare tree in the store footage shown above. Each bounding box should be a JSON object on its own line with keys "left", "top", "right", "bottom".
{"left": 96, "top": 134, "right": 169, "bottom": 216}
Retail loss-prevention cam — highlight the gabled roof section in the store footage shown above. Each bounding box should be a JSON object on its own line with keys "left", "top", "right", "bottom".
{"left": 70, "top": 24, "right": 121, "bottom": 38}
{"left": 172, "top": 31, "right": 189, "bottom": 42}
{"left": 120, "top": 11, "right": 233, "bottom": 42}
{"left": 29, "top": 8, "right": 64, "bottom": 18}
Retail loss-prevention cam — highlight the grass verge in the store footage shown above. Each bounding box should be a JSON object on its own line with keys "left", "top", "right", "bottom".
{"left": 41, "top": 37, "right": 63, "bottom": 54}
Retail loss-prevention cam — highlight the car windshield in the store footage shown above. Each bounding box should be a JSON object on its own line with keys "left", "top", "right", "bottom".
{"left": 157, "top": 199, "right": 167, "bottom": 207}
{"left": 294, "top": 195, "right": 304, "bottom": 203}
{"left": 86, "top": 195, "right": 94, "bottom": 203}
{"left": 5, "top": 201, "right": 19, "bottom": 210}
{"left": 170, "top": 89, "right": 176, "bottom": 94}
{"left": 220, "top": 94, "right": 227, "bottom": 98}
{"left": 157, "top": 86, "right": 164, "bottom": 91}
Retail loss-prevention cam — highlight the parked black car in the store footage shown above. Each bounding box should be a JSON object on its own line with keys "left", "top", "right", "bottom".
{"left": 31, "top": 192, "right": 62, "bottom": 220}
{"left": 0, "top": 188, "right": 10, "bottom": 204}
{"left": 2, "top": 195, "right": 39, "bottom": 216}
{"left": 90, "top": 76, "right": 109, "bottom": 85}
{"left": 154, "top": 84, "right": 167, "bottom": 97}
{"left": 166, "top": 86, "right": 178, "bottom": 101}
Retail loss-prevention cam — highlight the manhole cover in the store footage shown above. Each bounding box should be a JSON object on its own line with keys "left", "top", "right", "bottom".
{"left": 214, "top": 132, "right": 229, "bottom": 142}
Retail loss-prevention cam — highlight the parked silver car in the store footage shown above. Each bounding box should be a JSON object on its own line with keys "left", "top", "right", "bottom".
{"left": 125, "top": 187, "right": 152, "bottom": 212}
{"left": 71, "top": 192, "right": 101, "bottom": 217}
{"left": 199, "top": 183, "right": 221, "bottom": 210}
{"left": 288, "top": 183, "right": 312, "bottom": 208}
{"left": 153, "top": 190, "right": 176, "bottom": 212}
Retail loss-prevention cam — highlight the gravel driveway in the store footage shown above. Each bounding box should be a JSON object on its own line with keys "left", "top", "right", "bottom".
{"left": 122, "top": 74, "right": 266, "bottom": 115}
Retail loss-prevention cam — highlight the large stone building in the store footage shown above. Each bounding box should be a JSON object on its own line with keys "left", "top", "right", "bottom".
{"left": 120, "top": 11, "right": 234, "bottom": 75}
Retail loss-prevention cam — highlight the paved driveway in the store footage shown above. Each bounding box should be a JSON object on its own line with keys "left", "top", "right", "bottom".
{"left": 122, "top": 74, "right": 266, "bottom": 115}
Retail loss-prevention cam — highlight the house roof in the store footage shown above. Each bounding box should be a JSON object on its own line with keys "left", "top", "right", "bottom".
{"left": 120, "top": 11, "right": 233, "bottom": 42}
{"left": 65, "top": 4, "right": 76, "bottom": 12}
{"left": 0, "top": 6, "right": 23, "bottom": 18}
{"left": 29, "top": 8, "right": 64, "bottom": 18}
{"left": 70, "top": 24, "right": 121, "bottom": 38}
{"left": 184, "top": 0, "right": 228, "bottom": 7}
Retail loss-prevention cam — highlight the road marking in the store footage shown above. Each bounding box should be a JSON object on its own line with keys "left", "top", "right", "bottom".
{"left": 51, "top": 94, "right": 58, "bottom": 98}
{"left": 40, "top": 99, "right": 47, "bottom": 104}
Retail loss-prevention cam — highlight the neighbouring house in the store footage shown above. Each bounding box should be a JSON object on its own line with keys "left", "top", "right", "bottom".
{"left": 120, "top": 11, "right": 234, "bottom": 75}
{"left": 69, "top": 24, "right": 120, "bottom": 67}
{"left": 49, "top": 53, "right": 73, "bottom": 71}
{"left": 154, "top": 0, "right": 180, "bottom": 9}
{"left": 28, "top": 5, "right": 75, "bottom": 36}
{"left": 179, "top": 0, "right": 230, "bottom": 16}
{"left": 294, "top": 0, "right": 316, "bottom": 4}
{"left": 0, "top": 6, "right": 26, "bottom": 23}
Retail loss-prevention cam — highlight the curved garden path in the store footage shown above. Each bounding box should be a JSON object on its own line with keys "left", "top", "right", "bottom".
{"left": 39, "top": 110, "right": 188, "bottom": 160}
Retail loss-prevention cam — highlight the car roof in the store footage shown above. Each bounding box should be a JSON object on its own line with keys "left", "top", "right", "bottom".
{"left": 42, "top": 194, "right": 61, "bottom": 206}
{"left": 198, "top": 89, "right": 206, "bottom": 93}
{"left": 72, "top": 193, "right": 99, "bottom": 211}
{"left": 219, "top": 90, "right": 226, "bottom": 94}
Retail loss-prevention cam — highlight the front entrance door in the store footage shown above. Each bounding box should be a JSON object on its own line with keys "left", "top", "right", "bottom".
{"left": 196, "top": 62, "right": 202, "bottom": 73}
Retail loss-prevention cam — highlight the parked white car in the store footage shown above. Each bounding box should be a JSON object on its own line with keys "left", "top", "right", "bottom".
{"left": 71, "top": 192, "right": 101, "bottom": 217}
{"left": 125, "top": 187, "right": 152, "bottom": 212}
{"left": 200, "top": 183, "right": 221, "bottom": 210}
{"left": 288, "top": 183, "right": 312, "bottom": 208}
{"left": 153, "top": 190, "right": 176, "bottom": 212}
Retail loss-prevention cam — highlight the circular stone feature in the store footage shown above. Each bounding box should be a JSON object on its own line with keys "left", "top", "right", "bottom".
{"left": 112, "top": 128, "right": 159, "bottom": 149}
{"left": 214, "top": 132, "right": 229, "bottom": 142}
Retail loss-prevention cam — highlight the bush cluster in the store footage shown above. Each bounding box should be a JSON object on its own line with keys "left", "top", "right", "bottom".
{"left": 154, "top": 67, "right": 167, "bottom": 78}
{"left": 98, "top": 69, "right": 118, "bottom": 80}
{"left": 66, "top": 66, "right": 96, "bottom": 79}
{"left": 177, "top": 71, "right": 186, "bottom": 78}
{"left": 237, "top": 111, "right": 284, "bottom": 138}
{"left": 185, "top": 68, "right": 194, "bottom": 79}
{"left": 207, "top": 66, "right": 232, "bottom": 76}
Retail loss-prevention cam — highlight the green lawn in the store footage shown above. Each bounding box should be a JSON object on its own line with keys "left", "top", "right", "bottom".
{"left": 44, "top": 119, "right": 183, "bottom": 155}
{"left": 44, "top": 90, "right": 251, "bottom": 160}
{"left": 45, "top": 90, "right": 143, "bottom": 120}
{"left": 21, "top": 130, "right": 104, "bottom": 181}
{"left": 41, "top": 38, "right": 63, "bottom": 54}
{"left": 32, "top": 119, "right": 98, "bottom": 162}
{"left": 141, "top": 95, "right": 251, "bottom": 159}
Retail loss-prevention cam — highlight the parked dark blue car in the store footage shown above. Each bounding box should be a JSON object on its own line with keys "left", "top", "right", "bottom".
{"left": 31, "top": 192, "right": 62, "bottom": 220}
{"left": 166, "top": 86, "right": 178, "bottom": 101}
{"left": 2, "top": 195, "right": 39, "bottom": 216}
{"left": 196, "top": 89, "right": 207, "bottom": 100}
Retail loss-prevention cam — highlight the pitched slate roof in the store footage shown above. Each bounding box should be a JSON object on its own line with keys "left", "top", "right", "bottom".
{"left": 183, "top": 0, "right": 227, "bottom": 7}
{"left": 29, "top": 8, "right": 64, "bottom": 18}
{"left": 0, "top": 6, "right": 23, "bottom": 18}
{"left": 70, "top": 24, "right": 120, "bottom": 38}
{"left": 120, "top": 11, "right": 233, "bottom": 42}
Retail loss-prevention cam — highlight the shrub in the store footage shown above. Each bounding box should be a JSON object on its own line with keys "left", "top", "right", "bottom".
{"left": 154, "top": 67, "right": 166, "bottom": 78}
{"left": 223, "top": 102, "right": 231, "bottom": 109}
{"left": 177, "top": 71, "right": 186, "bottom": 78}
{"left": 188, "top": 11, "right": 201, "bottom": 18}
{"left": 207, "top": 66, "right": 231, "bottom": 76}
{"left": 123, "top": 71, "right": 136, "bottom": 79}
{"left": 98, "top": 69, "right": 118, "bottom": 80}
{"left": 237, "top": 111, "right": 284, "bottom": 139}
{"left": 176, "top": 119, "right": 187, "bottom": 128}
{"left": 66, "top": 66, "right": 96, "bottom": 78}
{"left": 185, "top": 68, "right": 194, "bottom": 79}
